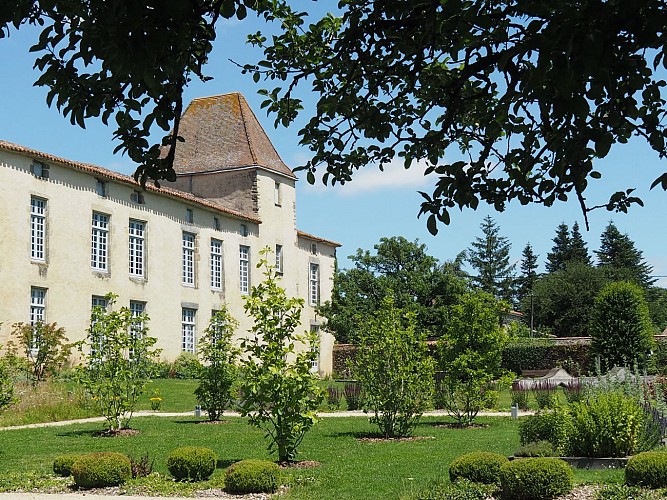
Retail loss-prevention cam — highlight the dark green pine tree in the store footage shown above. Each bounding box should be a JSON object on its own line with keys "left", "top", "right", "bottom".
{"left": 546, "top": 223, "right": 571, "bottom": 273}
{"left": 595, "top": 222, "right": 655, "bottom": 288}
{"left": 466, "top": 216, "right": 516, "bottom": 303}
{"left": 568, "top": 222, "right": 592, "bottom": 266}
{"left": 517, "top": 242, "right": 539, "bottom": 303}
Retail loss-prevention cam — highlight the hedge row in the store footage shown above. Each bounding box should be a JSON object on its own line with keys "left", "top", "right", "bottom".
{"left": 332, "top": 338, "right": 667, "bottom": 378}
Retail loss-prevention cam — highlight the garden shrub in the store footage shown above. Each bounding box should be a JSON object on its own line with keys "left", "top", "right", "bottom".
{"left": 562, "top": 379, "right": 585, "bottom": 403}
{"left": 129, "top": 452, "right": 154, "bottom": 478}
{"left": 166, "top": 446, "right": 217, "bottom": 481}
{"left": 71, "top": 452, "right": 132, "bottom": 488}
{"left": 224, "top": 459, "right": 279, "bottom": 494}
{"left": 514, "top": 441, "right": 557, "bottom": 458}
{"left": 518, "top": 407, "right": 572, "bottom": 455}
{"left": 53, "top": 453, "right": 81, "bottom": 477}
{"left": 531, "top": 380, "right": 558, "bottom": 409}
{"left": 510, "top": 380, "right": 530, "bottom": 410}
{"left": 625, "top": 451, "right": 667, "bottom": 488}
{"left": 596, "top": 484, "right": 660, "bottom": 500}
{"left": 569, "top": 391, "right": 644, "bottom": 457}
{"left": 448, "top": 451, "right": 509, "bottom": 484}
{"left": 171, "top": 352, "right": 202, "bottom": 379}
{"left": 499, "top": 458, "right": 573, "bottom": 500}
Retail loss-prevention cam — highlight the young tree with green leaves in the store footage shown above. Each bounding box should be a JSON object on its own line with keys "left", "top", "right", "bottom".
{"left": 353, "top": 297, "right": 434, "bottom": 438}
{"left": 437, "top": 290, "right": 510, "bottom": 426}
{"left": 77, "top": 294, "right": 160, "bottom": 432}
{"left": 591, "top": 281, "right": 655, "bottom": 371}
{"left": 8, "top": 322, "right": 71, "bottom": 384}
{"left": 239, "top": 249, "right": 323, "bottom": 463}
{"left": 466, "top": 216, "right": 515, "bottom": 303}
{"left": 195, "top": 307, "right": 240, "bottom": 421}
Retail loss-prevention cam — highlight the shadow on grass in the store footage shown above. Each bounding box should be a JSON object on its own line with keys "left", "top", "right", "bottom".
{"left": 217, "top": 458, "right": 241, "bottom": 469}
{"left": 55, "top": 429, "right": 100, "bottom": 438}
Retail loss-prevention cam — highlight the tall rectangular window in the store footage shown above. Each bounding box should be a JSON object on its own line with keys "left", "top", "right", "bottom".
{"left": 90, "top": 296, "right": 108, "bottom": 356}
{"left": 274, "top": 181, "right": 282, "bottom": 206}
{"left": 91, "top": 212, "right": 110, "bottom": 271}
{"left": 210, "top": 239, "right": 223, "bottom": 290}
{"left": 182, "top": 308, "right": 196, "bottom": 353}
{"left": 182, "top": 232, "right": 195, "bottom": 286}
{"left": 30, "top": 197, "right": 46, "bottom": 261}
{"left": 30, "top": 287, "right": 46, "bottom": 324}
{"left": 129, "top": 301, "right": 146, "bottom": 356}
{"left": 309, "top": 263, "right": 320, "bottom": 306}
{"left": 239, "top": 245, "right": 250, "bottom": 294}
{"left": 128, "top": 220, "right": 145, "bottom": 278}
{"left": 275, "top": 244, "right": 283, "bottom": 274}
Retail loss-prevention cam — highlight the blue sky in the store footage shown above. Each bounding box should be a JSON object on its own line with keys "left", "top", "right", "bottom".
{"left": 1, "top": 15, "right": 666, "bottom": 286}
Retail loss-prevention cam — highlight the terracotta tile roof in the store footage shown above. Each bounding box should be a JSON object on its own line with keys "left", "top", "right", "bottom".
{"left": 0, "top": 140, "right": 262, "bottom": 224}
{"left": 170, "top": 93, "right": 296, "bottom": 179}
{"left": 297, "top": 230, "right": 341, "bottom": 248}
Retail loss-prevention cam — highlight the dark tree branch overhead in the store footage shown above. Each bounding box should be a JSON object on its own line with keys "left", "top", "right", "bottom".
{"left": 2, "top": 0, "right": 667, "bottom": 232}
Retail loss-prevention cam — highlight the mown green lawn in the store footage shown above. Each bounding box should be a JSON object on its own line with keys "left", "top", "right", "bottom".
{"left": 0, "top": 415, "right": 623, "bottom": 499}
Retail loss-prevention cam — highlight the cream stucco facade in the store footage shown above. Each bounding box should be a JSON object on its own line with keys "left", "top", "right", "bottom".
{"left": 0, "top": 94, "right": 339, "bottom": 376}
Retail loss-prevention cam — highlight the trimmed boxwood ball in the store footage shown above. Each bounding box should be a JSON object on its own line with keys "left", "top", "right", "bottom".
{"left": 166, "top": 446, "right": 217, "bottom": 481}
{"left": 626, "top": 451, "right": 667, "bottom": 488}
{"left": 71, "top": 452, "right": 132, "bottom": 488}
{"left": 225, "top": 459, "right": 279, "bottom": 494}
{"left": 53, "top": 453, "right": 82, "bottom": 477}
{"left": 448, "top": 451, "right": 509, "bottom": 484}
{"left": 499, "top": 458, "right": 573, "bottom": 500}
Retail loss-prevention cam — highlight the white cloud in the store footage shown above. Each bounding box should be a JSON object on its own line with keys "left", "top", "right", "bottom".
{"left": 300, "top": 158, "right": 431, "bottom": 196}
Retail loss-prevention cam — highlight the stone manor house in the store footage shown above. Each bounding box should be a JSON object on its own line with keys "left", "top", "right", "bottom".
{"left": 0, "top": 92, "right": 339, "bottom": 375}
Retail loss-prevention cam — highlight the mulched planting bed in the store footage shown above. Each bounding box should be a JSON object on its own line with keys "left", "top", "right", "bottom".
{"left": 356, "top": 435, "right": 436, "bottom": 443}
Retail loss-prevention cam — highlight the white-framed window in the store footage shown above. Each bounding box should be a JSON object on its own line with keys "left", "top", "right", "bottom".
{"left": 210, "top": 238, "right": 223, "bottom": 290}
{"left": 90, "top": 295, "right": 108, "bottom": 356}
{"left": 128, "top": 220, "right": 145, "bottom": 278}
{"left": 310, "top": 325, "right": 320, "bottom": 373}
{"left": 129, "top": 301, "right": 146, "bottom": 354}
{"left": 274, "top": 181, "right": 282, "bottom": 206}
{"left": 239, "top": 245, "right": 250, "bottom": 294}
{"left": 91, "top": 212, "right": 110, "bottom": 271}
{"left": 309, "top": 263, "right": 320, "bottom": 306}
{"left": 181, "top": 308, "right": 196, "bottom": 353}
{"left": 275, "top": 244, "right": 283, "bottom": 274}
{"left": 30, "top": 197, "right": 46, "bottom": 261}
{"left": 30, "top": 287, "right": 46, "bottom": 324}
{"left": 182, "top": 232, "right": 195, "bottom": 286}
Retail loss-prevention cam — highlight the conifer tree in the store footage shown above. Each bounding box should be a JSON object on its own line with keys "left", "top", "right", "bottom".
{"left": 569, "top": 222, "right": 592, "bottom": 266}
{"left": 517, "top": 243, "right": 539, "bottom": 303}
{"left": 546, "top": 223, "right": 571, "bottom": 273}
{"left": 466, "top": 216, "right": 515, "bottom": 303}
{"left": 595, "top": 222, "right": 654, "bottom": 287}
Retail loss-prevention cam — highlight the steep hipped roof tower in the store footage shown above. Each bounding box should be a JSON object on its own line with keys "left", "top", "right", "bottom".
{"left": 168, "top": 92, "right": 297, "bottom": 215}
{"left": 171, "top": 92, "right": 296, "bottom": 179}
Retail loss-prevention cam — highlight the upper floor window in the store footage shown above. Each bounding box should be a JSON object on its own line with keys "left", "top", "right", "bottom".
{"left": 128, "top": 219, "right": 145, "bottom": 278}
{"left": 239, "top": 245, "right": 250, "bottom": 294}
{"left": 210, "top": 238, "right": 223, "bottom": 290}
{"left": 274, "top": 181, "right": 282, "bottom": 206}
{"left": 182, "top": 232, "right": 195, "bottom": 286}
{"left": 31, "top": 160, "right": 49, "bottom": 179}
{"left": 311, "top": 243, "right": 317, "bottom": 255}
{"left": 275, "top": 244, "right": 283, "bottom": 274}
{"left": 131, "top": 190, "right": 145, "bottom": 204}
{"left": 309, "top": 263, "right": 320, "bottom": 306}
{"left": 186, "top": 208, "right": 194, "bottom": 224}
{"left": 240, "top": 223, "right": 248, "bottom": 237}
{"left": 91, "top": 212, "right": 110, "bottom": 271}
{"left": 213, "top": 217, "right": 221, "bottom": 231}
{"left": 96, "top": 179, "right": 107, "bottom": 197}
{"left": 30, "top": 197, "right": 46, "bottom": 261}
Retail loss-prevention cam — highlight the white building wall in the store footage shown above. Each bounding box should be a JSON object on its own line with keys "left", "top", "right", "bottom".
{"left": 0, "top": 148, "right": 337, "bottom": 373}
